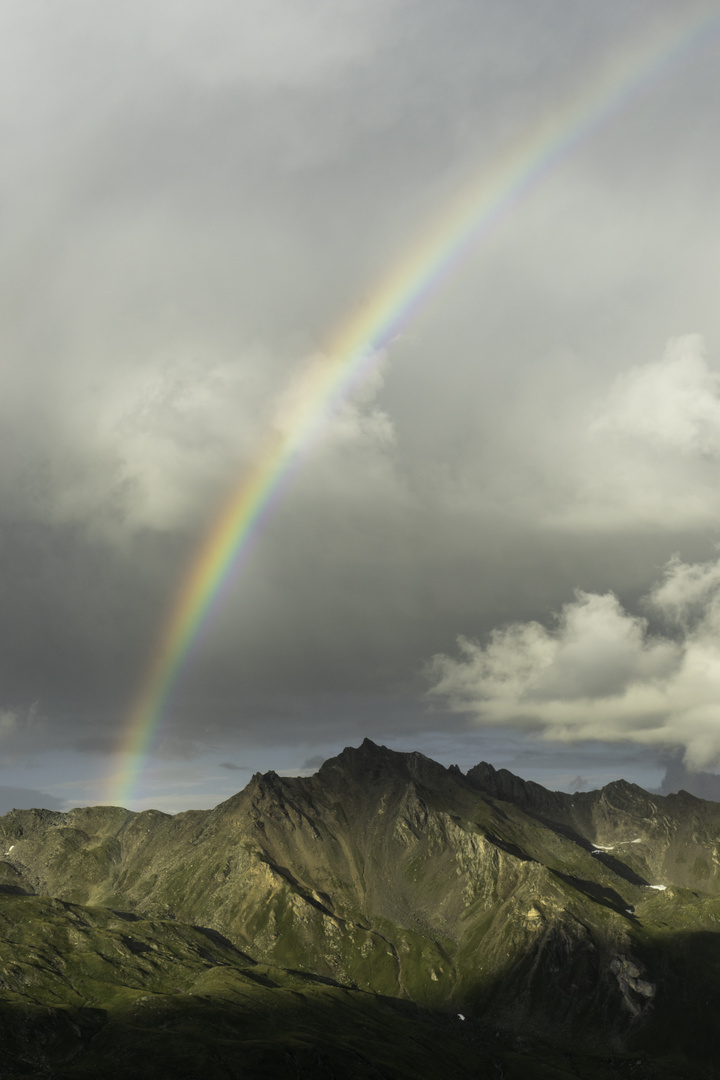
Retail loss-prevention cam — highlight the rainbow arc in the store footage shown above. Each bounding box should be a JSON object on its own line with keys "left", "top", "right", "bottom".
{"left": 106, "top": 5, "right": 720, "bottom": 808}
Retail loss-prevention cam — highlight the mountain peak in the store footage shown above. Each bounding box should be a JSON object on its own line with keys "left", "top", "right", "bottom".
{"left": 466, "top": 760, "right": 567, "bottom": 814}
{"left": 599, "top": 778, "right": 656, "bottom": 811}
{"left": 316, "top": 739, "right": 454, "bottom": 790}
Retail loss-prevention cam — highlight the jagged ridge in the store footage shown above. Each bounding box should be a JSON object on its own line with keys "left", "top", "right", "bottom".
{"left": 1, "top": 740, "right": 720, "bottom": 1077}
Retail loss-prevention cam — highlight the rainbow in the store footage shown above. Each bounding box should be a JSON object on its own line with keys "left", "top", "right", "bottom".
{"left": 106, "top": 4, "right": 720, "bottom": 808}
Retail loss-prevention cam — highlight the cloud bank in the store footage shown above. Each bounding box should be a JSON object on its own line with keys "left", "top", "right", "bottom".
{"left": 429, "top": 550, "right": 720, "bottom": 769}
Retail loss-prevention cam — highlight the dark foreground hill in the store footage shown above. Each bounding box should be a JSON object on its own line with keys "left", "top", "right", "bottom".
{"left": 1, "top": 739, "right": 720, "bottom": 1078}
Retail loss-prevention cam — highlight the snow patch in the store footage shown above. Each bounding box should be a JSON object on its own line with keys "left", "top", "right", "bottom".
{"left": 591, "top": 838, "right": 643, "bottom": 853}
{"left": 647, "top": 885, "right": 667, "bottom": 891}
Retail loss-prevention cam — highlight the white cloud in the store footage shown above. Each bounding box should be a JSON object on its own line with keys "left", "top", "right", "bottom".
{"left": 0, "top": 339, "right": 399, "bottom": 544}
{"left": 546, "top": 335, "right": 720, "bottom": 530}
{"left": 589, "top": 334, "right": 720, "bottom": 456}
{"left": 271, "top": 349, "right": 392, "bottom": 452}
{"left": 0, "top": 346, "right": 267, "bottom": 539}
{"left": 0, "top": 702, "right": 43, "bottom": 763}
{"left": 0, "top": 709, "right": 19, "bottom": 741}
{"left": 649, "top": 553, "right": 720, "bottom": 630}
{"left": 429, "top": 552, "right": 720, "bottom": 769}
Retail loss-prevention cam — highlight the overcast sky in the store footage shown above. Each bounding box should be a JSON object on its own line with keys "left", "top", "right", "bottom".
{"left": 3, "top": 0, "right": 720, "bottom": 813}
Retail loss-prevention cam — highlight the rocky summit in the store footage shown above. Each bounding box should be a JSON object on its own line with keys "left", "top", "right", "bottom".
{"left": 1, "top": 739, "right": 720, "bottom": 1078}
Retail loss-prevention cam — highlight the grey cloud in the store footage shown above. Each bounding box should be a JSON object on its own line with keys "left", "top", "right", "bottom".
{"left": 0, "top": 787, "right": 65, "bottom": 815}
{"left": 656, "top": 757, "right": 720, "bottom": 802}
{"left": 1, "top": 0, "right": 720, "bottom": 807}
{"left": 302, "top": 755, "right": 327, "bottom": 771}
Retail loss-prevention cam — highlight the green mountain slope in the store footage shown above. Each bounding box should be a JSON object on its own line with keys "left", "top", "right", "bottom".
{"left": 1, "top": 740, "right": 720, "bottom": 1077}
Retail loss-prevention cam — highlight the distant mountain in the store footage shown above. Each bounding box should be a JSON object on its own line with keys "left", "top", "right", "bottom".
{"left": 1, "top": 739, "right": 720, "bottom": 1078}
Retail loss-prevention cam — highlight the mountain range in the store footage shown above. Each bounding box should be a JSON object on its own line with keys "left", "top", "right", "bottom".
{"left": 1, "top": 738, "right": 719, "bottom": 1078}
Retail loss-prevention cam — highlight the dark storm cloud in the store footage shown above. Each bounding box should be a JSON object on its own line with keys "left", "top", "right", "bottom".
{"left": 657, "top": 757, "right": 720, "bottom": 802}
{"left": 302, "top": 755, "right": 327, "bottom": 771}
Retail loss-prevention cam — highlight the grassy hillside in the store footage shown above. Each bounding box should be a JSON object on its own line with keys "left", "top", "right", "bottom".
{"left": 1, "top": 740, "right": 720, "bottom": 1076}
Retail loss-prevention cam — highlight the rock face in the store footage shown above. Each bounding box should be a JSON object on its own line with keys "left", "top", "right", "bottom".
{"left": 1, "top": 739, "right": 720, "bottom": 1077}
